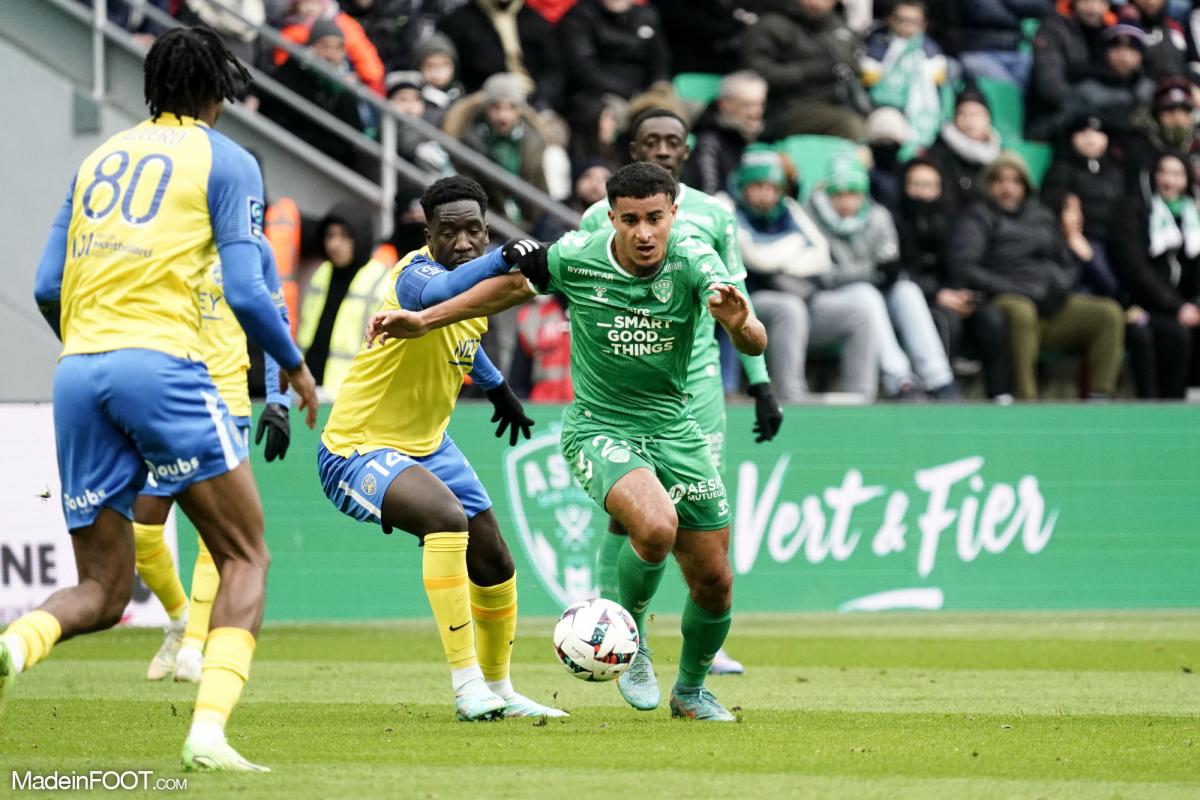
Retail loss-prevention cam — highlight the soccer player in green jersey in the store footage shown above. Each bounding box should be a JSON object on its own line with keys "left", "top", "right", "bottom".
{"left": 367, "top": 163, "right": 768, "bottom": 720}
{"left": 580, "top": 107, "right": 783, "bottom": 675}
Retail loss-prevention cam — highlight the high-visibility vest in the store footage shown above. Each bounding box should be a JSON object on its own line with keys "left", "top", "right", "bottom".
{"left": 516, "top": 295, "right": 573, "bottom": 402}
{"left": 265, "top": 197, "right": 301, "bottom": 337}
{"left": 297, "top": 259, "right": 393, "bottom": 398}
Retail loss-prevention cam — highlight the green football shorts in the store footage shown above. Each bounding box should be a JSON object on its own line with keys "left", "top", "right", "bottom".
{"left": 560, "top": 406, "right": 731, "bottom": 531}
{"left": 686, "top": 371, "right": 727, "bottom": 472}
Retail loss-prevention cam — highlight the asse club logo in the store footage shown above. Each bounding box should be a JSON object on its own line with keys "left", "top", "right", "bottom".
{"left": 504, "top": 427, "right": 603, "bottom": 605}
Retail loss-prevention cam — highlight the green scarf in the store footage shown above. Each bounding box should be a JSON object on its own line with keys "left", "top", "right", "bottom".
{"left": 1149, "top": 193, "right": 1200, "bottom": 259}
{"left": 868, "top": 34, "right": 942, "bottom": 148}
{"left": 811, "top": 189, "right": 869, "bottom": 238}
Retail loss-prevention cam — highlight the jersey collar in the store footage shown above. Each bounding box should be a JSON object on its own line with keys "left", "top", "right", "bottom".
{"left": 605, "top": 231, "right": 667, "bottom": 281}
{"left": 151, "top": 112, "right": 209, "bottom": 128}
{"left": 676, "top": 183, "right": 689, "bottom": 206}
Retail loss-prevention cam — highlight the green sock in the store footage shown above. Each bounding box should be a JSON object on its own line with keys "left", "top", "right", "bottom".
{"left": 675, "top": 596, "right": 732, "bottom": 689}
{"left": 617, "top": 540, "right": 667, "bottom": 641}
{"left": 596, "top": 530, "right": 625, "bottom": 601}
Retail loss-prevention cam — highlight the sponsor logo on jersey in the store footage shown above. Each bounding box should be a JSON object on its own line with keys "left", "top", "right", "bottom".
{"left": 651, "top": 279, "right": 673, "bottom": 303}
{"left": 592, "top": 285, "right": 608, "bottom": 301}
{"left": 600, "top": 314, "right": 675, "bottom": 356}
{"left": 568, "top": 265, "right": 615, "bottom": 281}
{"left": 665, "top": 477, "right": 726, "bottom": 504}
{"left": 143, "top": 456, "right": 202, "bottom": 481}
{"left": 505, "top": 429, "right": 603, "bottom": 604}
{"left": 248, "top": 198, "right": 265, "bottom": 238}
{"left": 416, "top": 263, "right": 441, "bottom": 277}
{"left": 64, "top": 487, "right": 109, "bottom": 512}
{"left": 210, "top": 261, "right": 223, "bottom": 287}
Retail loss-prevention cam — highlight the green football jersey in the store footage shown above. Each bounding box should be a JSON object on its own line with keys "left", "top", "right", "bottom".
{"left": 545, "top": 227, "right": 731, "bottom": 434}
{"left": 579, "top": 183, "right": 747, "bottom": 385}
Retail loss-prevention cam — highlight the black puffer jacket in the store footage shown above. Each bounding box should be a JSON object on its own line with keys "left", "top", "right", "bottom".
{"left": 959, "top": 0, "right": 1054, "bottom": 53}
{"left": 681, "top": 101, "right": 748, "bottom": 197}
{"left": 896, "top": 194, "right": 958, "bottom": 302}
{"left": 1040, "top": 150, "right": 1125, "bottom": 242}
{"left": 742, "top": 5, "right": 862, "bottom": 133}
{"left": 558, "top": 0, "right": 670, "bottom": 105}
{"left": 949, "top": 197, "right": 1076, "bottom": 316}
{"left": 1025, "top": 11, "right": 1106, "bottom": 142}
{"left": 1108, "top": 186, "right": 1200, "bottom": 315}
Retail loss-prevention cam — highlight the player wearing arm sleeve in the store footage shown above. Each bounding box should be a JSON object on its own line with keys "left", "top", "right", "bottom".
{"left": 5, "top": 28, "right": 317, "bottom": 774}
{"left": 316, "top": 177, "right": 563, "bottom": 722}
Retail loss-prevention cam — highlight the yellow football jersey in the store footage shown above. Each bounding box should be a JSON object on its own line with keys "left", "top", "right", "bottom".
{"left": 59, "top": 113, "right": 265, "bottom": 361}
{"left": 321, "top": 248, "right": 487, "bottom": 458}
{"left": 196, "top": 259, "right": 252, "bottom": 416}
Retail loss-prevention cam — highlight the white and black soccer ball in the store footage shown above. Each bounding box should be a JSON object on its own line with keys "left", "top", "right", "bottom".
{"left": 552, "top": 598, "right": 640, "bottom": 682}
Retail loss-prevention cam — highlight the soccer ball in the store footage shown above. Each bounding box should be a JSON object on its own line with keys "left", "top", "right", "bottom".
{"left": 553, "top": 598, "right": 640, "bottom": 681}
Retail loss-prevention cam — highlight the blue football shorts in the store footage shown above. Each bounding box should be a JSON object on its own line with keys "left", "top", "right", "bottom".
{"left": 53, "top": 349, "right": 248, "bottom": 530}
{"left": 140, "top": 416, "right": 251, "bottom": 498}
{"left": 317, "top": 434, "right": 492, "bottom": 532}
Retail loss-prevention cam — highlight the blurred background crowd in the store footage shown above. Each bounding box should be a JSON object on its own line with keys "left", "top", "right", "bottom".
{"left": 91, "top": 0, "right": 1200, "bottom": 403}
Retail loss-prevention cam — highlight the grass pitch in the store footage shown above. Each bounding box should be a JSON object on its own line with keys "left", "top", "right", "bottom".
{"left": 2, "top": 611, "right": 1198, "bottom": 799}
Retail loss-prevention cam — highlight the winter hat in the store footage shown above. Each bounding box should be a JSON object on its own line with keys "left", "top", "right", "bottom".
{"left": 1102, "top": 23, "right": 1147, "bottom": 52}
{"left": 1153, "top": 76, "right": 1195, "bottom": 113}
{"left": 980, "top": 150, "right": 1032, "bottom": 191}
{"left": 482, "top": 72, "right": 528, "bottom": 107}
{"left": 824, "top": 153, "right": 870, "bottom": 195}
{"left": 863, "top": 107, "right": 913, "bottom": 145}
{"left": 735, "top": 146, "right": 788, "bottom": 188}
{"left": 1065, "top": 113, "right": 1107, "bottom": 136}
{"left": 385, "top": 70, "right": 425, "bottom": 97}
{"left": 571, "top": 156, "right": 613, "bottom": 185}
{"left": 413, "top": 32, "right": 458, "bottom": 66}
{"left": 955, "top": 85, "right": 989, "bottom": 112}
{"left": 308, "top": 16, "right": 343, "bottom": 44}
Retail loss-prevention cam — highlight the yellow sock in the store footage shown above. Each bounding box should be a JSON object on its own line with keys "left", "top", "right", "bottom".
{"left": 192, "top": 627, "right": 255, "bottom": 732}
{"left": 3, "top": 610, "right": 62, "bottom": 672}
{"left": 133, "top": 522, "right": 188, "bottom": 620}
{"left": 422, "top": 532, "right": 476, "bottom": 670}
{"left": 182, "top": 536, "right": 220, "bottom": 652}
{"left": 470, "top": 574, "right": 517, "bottom": 685}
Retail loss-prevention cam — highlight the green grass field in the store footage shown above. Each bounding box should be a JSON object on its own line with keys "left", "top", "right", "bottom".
{"left": 3, "top": 611, "right": 1199, "bottom": 799}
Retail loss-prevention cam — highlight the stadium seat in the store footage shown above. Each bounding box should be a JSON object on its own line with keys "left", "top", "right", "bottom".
{"left": 773, "top": 135, "right": 859, "bottom": 201}
{"left": 673, "top": 73, "right": 723, "bottom": 107}
{"left": 977, "top": 77, "right": 1025, "bottom": 147}
{"left": 1012, "top": 140, "right": 1053, "bottom": 189}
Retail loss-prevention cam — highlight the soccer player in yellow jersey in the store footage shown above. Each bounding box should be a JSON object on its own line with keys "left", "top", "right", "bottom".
{"left": 138, "top": 242, "right": 293, "bottom": 684}
{"left": 318, "top": 176, "right": 565, "bottom": 720}
{"left": 2, "top": 28, "right": 318, "bottom": 772}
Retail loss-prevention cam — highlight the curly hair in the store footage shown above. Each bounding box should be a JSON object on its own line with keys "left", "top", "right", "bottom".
{"left": 606, "top": 162, "right": 677, "bottom": 207}
{"left": 420, "top": 175, "right": 489, "bottom": 222}
{"left": 144, "top": 26, "right": 250, "bottom": 121}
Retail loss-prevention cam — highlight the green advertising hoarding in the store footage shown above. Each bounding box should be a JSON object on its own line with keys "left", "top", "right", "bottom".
{"left": 176, "top": 404, "right": 1200, "bottom": 620}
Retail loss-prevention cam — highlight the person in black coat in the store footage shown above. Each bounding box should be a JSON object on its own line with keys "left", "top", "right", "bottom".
{"left": 681, "top": 71, "right": 768, "bottom": 197}
{"left": 558, "top": 0, "right": 671, "bottom": 110}
{"left": 1108, "top": 152, "right": 1200, "bottom": 397}
{"left": 1040, "top": 113, "right": 1126, "bottom": 297}
{"left": 896, "top": 157, "right": 1013, "bottom": 399}
{"left": 438, "top": 0, "right": 564, "bottom": 111}
{"left": 925, "top": 86, "right": 1003, "bottom": 207}
{"left": 1024, "top": 0, "right": 1109, "bottom": 142}
{"left": 948, "top": 151, "right": 1126, "bottom": 399}
{"left": 958, "top": 0, "right": 1054, "bottom": 85}
{"left": 259, "top": 17, "right": 364, "bottom": 170}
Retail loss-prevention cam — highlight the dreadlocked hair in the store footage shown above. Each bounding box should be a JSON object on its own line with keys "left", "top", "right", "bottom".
{"left": 144, "top": 26, "right": 250, "bottom": 121}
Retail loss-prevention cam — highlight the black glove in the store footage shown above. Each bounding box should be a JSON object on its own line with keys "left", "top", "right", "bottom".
{"left": 747, "top": 383, "right": 783, "bottom": 443}
{"left": 254, "top": 402, "right": 291, "bottom": 462}
{"left": 502, "top": 238, "right": 550, "bottom": 293}
{"left": 485, "top": 381, "right": 535, "bottom": 446}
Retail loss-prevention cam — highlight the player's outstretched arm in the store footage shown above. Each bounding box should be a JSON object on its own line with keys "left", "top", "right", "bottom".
{"left": 32, "top": 182, "right": 75, "bottom": 340}
{"left": 708, "top": 283, "right": 767, "bottom": 356}
{"left": 416, "top": 239, "right": 543, "bottom": 309}
{"left": 366, "top": 272, "right": 536, "bottom": 347}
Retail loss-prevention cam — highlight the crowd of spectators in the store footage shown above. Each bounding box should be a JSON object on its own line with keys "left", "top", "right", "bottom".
{"left": 97, "top": 0, "right": 1200, "bottom": 402}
